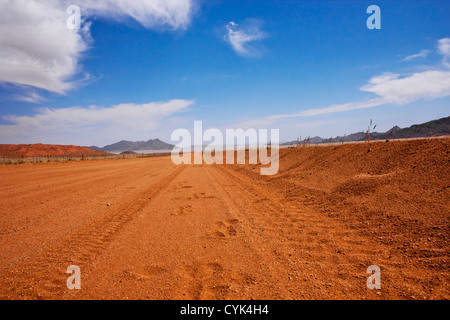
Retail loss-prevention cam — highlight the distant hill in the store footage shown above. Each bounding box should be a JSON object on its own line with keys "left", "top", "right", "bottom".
{"left": 120, "top": 150, "right": 138, "bottom": 155}
{"left": 372, "top": 116, "right": 450, "bottom": 140}
{"left": 0, "top": 144, "right": 110, "bottom": 158}
{"left": 89, "top": 139, "right": 174, "bottom": 153}
{"left": 282, "top": 116, "right": 450, "bottom": 146}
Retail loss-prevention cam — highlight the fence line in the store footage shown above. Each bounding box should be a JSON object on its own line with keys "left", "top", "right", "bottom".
{"left": 0, "top": 152, "right": 171, "bottom": 165}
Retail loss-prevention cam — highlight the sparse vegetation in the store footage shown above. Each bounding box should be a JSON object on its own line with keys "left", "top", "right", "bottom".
{"left": 304, "top": 135, "right": 311, "bottom": 147}
{"left": 365, "top": 119, "right": 377, "bottom": 143}
{"left": 296, "top": 136, "right": 302, "bottom": 148}
{"left": 426, "top": 123, "right": 439, "bottom": 138}
{"left": 283, "top": 117, "right": 449, "bottom": 147}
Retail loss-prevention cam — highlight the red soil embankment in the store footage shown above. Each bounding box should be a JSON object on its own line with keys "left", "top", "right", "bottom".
{"left": 0, "top": 144, "right": 110, "bottom": 158}
{"left": 234, "top": 137, "right": 449, "bottom": 298}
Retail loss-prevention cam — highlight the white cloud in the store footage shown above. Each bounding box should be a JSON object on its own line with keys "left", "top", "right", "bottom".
{"left": 0, "top": 99, "right": 194, "bottom": 145}
{"left": 80, "top": 0, "right": 195, "bottom": 30}
{"left": 238, "top": 37, "right": 450, "bottom": 127}
{"left": 15, "top": 91, "right": 45, "bottom": 104}
{"left": 270, "top": 99, "right": 387, "bottom": 119}
{"left": 438, "top": 38, "right": 450, "bottom": 67}
{"left": 225, "top": 20, "right": 267, "bottom": 57}
{"left": 0, "top": 0, "right": 90, "bottom": 93}
{"left": 235, "top": 98, "right": 388, "bottom": 129}
{"left": 402, "top": 49, "right": 430, "bottom": 61}
{"left": 246, "top": 68, "right": 450, "bottom": 126}
{"left": 0, "top": 0, "right": 196, "bottom": 95}
{"left": 361, "top": 70, "right": 450, "bottom": 105}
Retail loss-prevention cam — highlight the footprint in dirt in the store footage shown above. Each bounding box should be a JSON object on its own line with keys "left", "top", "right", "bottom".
{"left": 193, "top": 192, "right": 217, "bottom": 200}
{"left": 172, "top": 182, "right": 194, "bottom": 190}
{"left": 208, "top": 219, "right": 239, "bottom": 239}
{"left": 172, "top": 205, "right": 193, "bottom": 216}
{"left": 172, "top": 196, "right": 193, "bottom": 201}
{"left": 123, "top": 265, "right": 167, "bottom": 281}
{"left": 171, "top": 262, "right": 255, "bottom": 300}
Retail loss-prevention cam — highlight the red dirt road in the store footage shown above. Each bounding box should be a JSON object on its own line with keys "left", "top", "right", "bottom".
{"left": 0, "top": 138, "right": 449, "bottom": 300}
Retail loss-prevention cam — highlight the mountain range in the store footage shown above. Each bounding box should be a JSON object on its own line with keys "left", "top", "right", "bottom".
{"left": 282, "top": 116, "right": 450, "bottom": 146}
{"left": 87, "top": 116, "right": 449, "bottom": 152}
{"left": 89, "top": 139, "right": 174, "bottom": 153}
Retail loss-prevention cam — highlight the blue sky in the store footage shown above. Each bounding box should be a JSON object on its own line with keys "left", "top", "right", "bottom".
{"left": 0, "top": 0, "right": 449, "bottom": 146}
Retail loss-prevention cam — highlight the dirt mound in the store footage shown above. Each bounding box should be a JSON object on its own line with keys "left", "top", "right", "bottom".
{"left": 247, "top": 137, "right": 449, "bottom": 231}
{"left": 0, "top": 144, "right": 111, "bottom": 158}
{"left": 233, "top": 137, "right": 449, "bottom": 297}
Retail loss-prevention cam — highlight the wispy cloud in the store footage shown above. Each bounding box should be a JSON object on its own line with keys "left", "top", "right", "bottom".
{"left": 225, "top": 20, "right": 267, "bottom": 57}
{"left": 237, "top": 38, "right": 450, "bottom": 127}
{"left": 80, "top": 0, "right": 197, "bottom": 30}
{"left": 236, "top": 98, "right": 388, "bottom": 129}
{"left": 246, "top": 68, "right": 450, "bottom": 125}
{"left": 438, "top": 38, "right": 450, "bottom": 67}
{"left": 402, "top": 49, "right": 430, "bottom": 61}
{"left": 361, "top": 70, "right": 450, "bottom": 105}
{"left": 0, "top": 99, "right": 194, "bottom": 145}
{"left": 0, "top": 0, "right": 196, "bottom": 96}
{"left": 15, "top": 91, "right": 45, "bottom": 104}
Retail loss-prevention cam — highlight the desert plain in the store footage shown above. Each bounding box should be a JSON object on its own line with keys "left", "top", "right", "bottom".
{"left": 0, "top": 138, "right": 448, "bottom": 300}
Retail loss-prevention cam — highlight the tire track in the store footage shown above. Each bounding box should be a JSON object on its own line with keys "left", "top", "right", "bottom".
{"left": 208, "top": 164, "right": 380, "bottom": 299}
{"left": 1, "top": 158, "right": 172, "bottom": 200}
{"left": 0, "top": 164, "right": 186, "bottom": 299}
{"left": 202, "top": 165, "right": 305, "bottom": 299}
{"left": 210, "top": 165, "right": 297, "bottom": 239}
{"left": 0, "top": 159, "right": 173, "bottom": 272}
